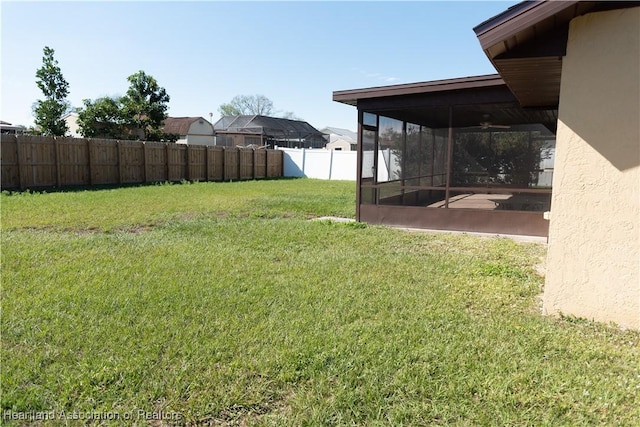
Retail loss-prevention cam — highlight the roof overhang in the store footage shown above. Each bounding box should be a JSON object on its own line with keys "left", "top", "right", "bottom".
{"left": 474, "top": 0, "right": 640, "bottom": 108}
{"left": 333, "top": 74, "right": 558, "bottom": 131}
{"left": 333, "top": 74, "right": 506, "bottom": 106}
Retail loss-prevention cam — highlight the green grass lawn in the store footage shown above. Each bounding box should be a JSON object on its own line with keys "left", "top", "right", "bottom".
{"left": 2, "top": 179, "right": 639, "bottom": 426}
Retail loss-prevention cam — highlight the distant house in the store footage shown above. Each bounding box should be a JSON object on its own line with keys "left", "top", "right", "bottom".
{"left": 213, "top": 115, "right": 328, "bottom": 149}
{"left": 333, "top": 1, "right": 639, "bottom": 330}
{"left": 63, "top": 112, "right": 81, "bottom": 137}
{"left": 320, "top": 127, "right": 357, "bottom": 151}
{"left": 162, "top": 117, "right": 215, "bottom": 145}
{"left": 0, "top": 121, "right": 25, "bottom": 135}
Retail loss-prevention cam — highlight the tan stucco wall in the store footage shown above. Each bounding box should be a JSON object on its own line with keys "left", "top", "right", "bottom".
{"left": 64, "top": 113, "right": 81, "bottom": 137}
{"left": 543, "top": 8, "right": 640, "bottom": 329}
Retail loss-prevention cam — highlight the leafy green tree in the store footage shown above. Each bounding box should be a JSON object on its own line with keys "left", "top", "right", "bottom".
{"left": 122, "top": 71, "right": 170, "bottom": 141}
{"left": 33, "top": 46, "right": 70, "bottom": 136}
{"left": 452, "top": 130, "right": 545, "bottom": 186}
{"left": 77, "top": 96, "right": 126, "bottom": 139}
{"left": 76, "top": 71, "right": 175, "bottom": 141}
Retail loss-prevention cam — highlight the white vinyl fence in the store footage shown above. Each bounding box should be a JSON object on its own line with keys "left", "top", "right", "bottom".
{"left": 280, "top": 148, "right": 357, "bottom": 180}
{"left": 280, "top": 146, "right": 553, "bottom": 185}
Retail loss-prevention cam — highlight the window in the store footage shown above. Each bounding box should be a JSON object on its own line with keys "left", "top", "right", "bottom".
{"left": 363, "top": 112, "right": 377, "bottom": 127}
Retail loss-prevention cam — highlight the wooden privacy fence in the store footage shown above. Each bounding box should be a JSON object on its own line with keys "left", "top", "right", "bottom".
{"left": 0, "top": 134, "right": 283, "bottom": 190}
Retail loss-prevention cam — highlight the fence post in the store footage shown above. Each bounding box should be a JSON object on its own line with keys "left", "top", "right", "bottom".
{"left": 87, "top": 139, "right": 94, "bottom": 185}
{"left": 205, "top": 145, "right": 209, "bottom": 182}
{"left": 53, "top": 137, "right": 61, "bottom": 187}
{"left": 185, "top": 144, "right": 190, "bottom": 181}
{"left": 221, "top": 146, "right": 225, "bottom": 181}
{"left": 253, "top": 148, "right": 257, "bottom": 179}
{"left": 328, "top": 148, "right": 334, "bottom": 180}
{"left": 165, "top": 143, "right": 170, "bottom": 181}
{"left": 116, "top": 140, "right": 122, "bottom": 184}
{"left": 15, "top": 136, "right": 24, "bottom": 190}
{"left": 143, "top": 141, "right": 148, "bottom": 183}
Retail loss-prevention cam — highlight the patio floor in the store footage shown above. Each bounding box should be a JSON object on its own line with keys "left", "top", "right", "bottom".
{"left": 427, "top": 193, "right": 550, "bottom": 211}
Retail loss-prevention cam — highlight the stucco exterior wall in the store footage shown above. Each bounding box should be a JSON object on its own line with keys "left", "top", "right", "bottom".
{"left": 64, "top": 113, "right": 81, "bottom": 137}
{"left": 543, "top": 8, "right": 640, "bottom": 329}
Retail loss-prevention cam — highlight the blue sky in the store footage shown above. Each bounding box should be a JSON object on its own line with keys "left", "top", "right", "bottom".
{"left": 1, "top": 1, "right": 515, "bottom": 132}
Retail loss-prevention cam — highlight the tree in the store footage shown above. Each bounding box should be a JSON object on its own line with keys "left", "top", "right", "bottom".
{"left": 218, "top": 94, "right": 274, "bottom": 117}
{"left": 77, "top": 96, "right": 127, "bottom": 139}
{"left": 121, "top": 71, "right": 171, "bottom": 141}
{"left": 33, "top": 46, "right": 70, "bottom": 136}
{"left": 452, "top": 129, "right": 546, "bottom": 187}
{"left": 76, "top": 71, "right": 175, "bottom": 141}
{"left": 280, "top": 111, "right": 302, "bottom": 121}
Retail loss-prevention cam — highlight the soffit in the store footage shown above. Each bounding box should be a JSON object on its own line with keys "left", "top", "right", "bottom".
{"left": 346, "top": 82, "right": 558, "bottom": 132}
{"left": 474, "top": 1, "right": 640, "bottom": 108}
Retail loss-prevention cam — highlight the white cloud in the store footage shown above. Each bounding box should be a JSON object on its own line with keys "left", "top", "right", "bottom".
{"left": 353, "top": 68, "right": 401, "bottom": 84}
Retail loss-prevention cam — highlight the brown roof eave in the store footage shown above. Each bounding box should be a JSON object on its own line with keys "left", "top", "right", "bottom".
{"left": 473, "top": 1, "right": 639, "bottom": 108}
{"left": 472, "top": 1, "right": 579, "bottom": 108}
{"left": 333, "top": 74, "right": 504, "bottom": 106}
{"left": 475, "top": 1, "right": 639, "bottom": 53}
{"left": 473, "top": 0, "right": 578, "bottom": 51}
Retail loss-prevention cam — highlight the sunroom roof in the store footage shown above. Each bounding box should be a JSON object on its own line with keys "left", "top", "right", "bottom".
{"left": 332, "top": 74, "right": 505, "bottom": 107}
{"left": 333, "top": 74, "right": 557, "bottom": 132}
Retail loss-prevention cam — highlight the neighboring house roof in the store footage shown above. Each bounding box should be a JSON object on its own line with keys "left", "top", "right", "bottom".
{"left": 473, "top": 0, "right": 639, "bottom": 107}
{"left": 0, "top": 121, "right": 26, "bottom": 133}
{"left": 213, "top": 115, "right": 327, "bottom": 140}
{"left": 320, "top": 127, "right": 357, "bottom": 142}
{"left": 163, "top": 117, "right": 212, "bottom": 136}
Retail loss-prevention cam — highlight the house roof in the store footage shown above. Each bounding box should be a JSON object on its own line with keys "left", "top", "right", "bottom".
{"left": 0, "top": 121, "right": 26, "bottom": 131}
{"left": 473, "top": 0, "right": 640, "bottom": 107}
{"left": 320, "top": 127, "right": 357, "bottom": 141}
{"left": 163, "top": 117, "right": 212, "bottom": 136}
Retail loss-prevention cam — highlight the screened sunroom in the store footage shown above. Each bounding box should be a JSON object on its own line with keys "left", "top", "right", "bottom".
{"left": 333, "top": 74, "right": 557, "bottom": 237}
{"left": 213, "top": 115, "right": 328, "bottom": 149}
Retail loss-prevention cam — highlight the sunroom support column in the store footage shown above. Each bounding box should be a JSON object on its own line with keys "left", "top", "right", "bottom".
{"left": 356, "top": 110, "right": 363, "bottom": 221}
{"left": 444, "top": 106, "right": 453, "bottom": 208}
